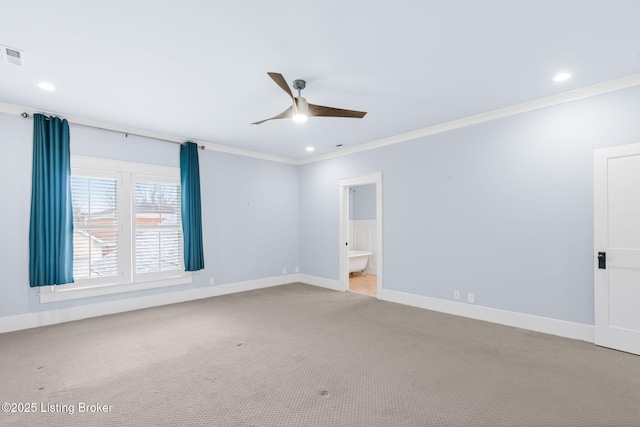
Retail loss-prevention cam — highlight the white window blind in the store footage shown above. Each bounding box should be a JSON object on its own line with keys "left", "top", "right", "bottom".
{"left": 134, "top": 180, "right": 183, "bottom": 276}
{"left": 71, "top": 175, "right": 120, "bottom": 282}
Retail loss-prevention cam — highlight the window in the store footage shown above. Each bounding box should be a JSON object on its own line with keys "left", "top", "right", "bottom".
{"left": 39, "top": 157, "right": 190, "bottom": 303}
{"left": 133, "top": 179, "right": 183, "bottom": 278}
{"left": 71, "top": 174, "right": 120, "bottom": 282}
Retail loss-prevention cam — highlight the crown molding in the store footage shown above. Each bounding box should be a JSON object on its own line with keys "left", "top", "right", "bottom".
{"left": 0, "top": 102, "right": 298, "bottom": 166}
{"left": 298, "top": 72, "right": 640, "bottom": 165}
{"left": 4, "top": 72, "right": 640, "bottom": 167}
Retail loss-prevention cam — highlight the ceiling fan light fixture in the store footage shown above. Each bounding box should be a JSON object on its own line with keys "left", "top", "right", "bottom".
{"left": 293, "top": 96, "right": 308, "bottom": 123}
{"left": 293, "top": 114, "right": 307, "bottom": 123}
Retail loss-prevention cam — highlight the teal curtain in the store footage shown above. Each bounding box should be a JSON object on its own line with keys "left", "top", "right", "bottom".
{"left": 180, "top": 141, "right": 205, "bottom": 271}
{"left": 29, "top": 114, "right": 74, "bottom": 287}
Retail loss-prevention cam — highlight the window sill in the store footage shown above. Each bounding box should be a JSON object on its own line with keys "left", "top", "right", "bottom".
{"left": 38, "top": 275, "right": 192, "bottom": 303}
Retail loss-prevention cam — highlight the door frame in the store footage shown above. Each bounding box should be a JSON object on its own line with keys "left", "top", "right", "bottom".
{"left": 339, "top": 172, "right": 383, "bottom": 296}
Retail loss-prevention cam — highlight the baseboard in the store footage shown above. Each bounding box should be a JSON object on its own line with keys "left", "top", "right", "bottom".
{"left": 2, "top": 276, "right": 594, "bottom": 343}
{"left": 0, "top": 274, "right": 300, "bottom": 334}
{"left": 298, "top": 274, "right": 342, "bottom": 291}
{"left": 380, "top": 289, "right": 595, "bottom": 343}
{"left": 298, "top": 275, "right": 593, "bottom": 342}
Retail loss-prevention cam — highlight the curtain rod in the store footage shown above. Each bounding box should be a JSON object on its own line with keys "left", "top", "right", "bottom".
{"left": 20, "top": 112, "right": 205, "bottom": 150}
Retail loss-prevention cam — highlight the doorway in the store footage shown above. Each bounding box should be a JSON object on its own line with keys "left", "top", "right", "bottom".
{"left": 347, "top": 184, "right": 377, "bottom": 296}
{"left": 339, "top": 172, "right": 383, "bottom": 297}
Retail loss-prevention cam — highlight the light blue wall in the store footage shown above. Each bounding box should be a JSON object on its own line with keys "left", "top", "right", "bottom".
{"left": 0, "top": 114, "right": 32, "bottom": 318}
{"left": 202, "top": 150, "right": 299, "bottom": 284}
{"left": 299, "top": 85, "right": 640, "bottom": 326}
{"left": 0, "top": 112, "right": 299, "bottom": 318}
{"left": 3, "top": 84, "right": 640, "bottom": 326}
{"left": 349, "top": 184, "right": 376, "bottom": 220}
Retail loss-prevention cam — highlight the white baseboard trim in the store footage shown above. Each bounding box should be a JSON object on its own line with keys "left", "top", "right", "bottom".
{"left": 2, "top": 275, "right": 594, "bottom": 343}
{"left": 380, "top": 289, "right": 594, "bottom": 343}
{"left": 298, "top": 274, "right": 343, "bottom": 291}
{"left": 0, "top": 274, "right": 300, "bottom": 334}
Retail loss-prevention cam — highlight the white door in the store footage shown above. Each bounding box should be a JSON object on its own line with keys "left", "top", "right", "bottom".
{"left": 594, "top": 143, "right": 640, "bottom": 355}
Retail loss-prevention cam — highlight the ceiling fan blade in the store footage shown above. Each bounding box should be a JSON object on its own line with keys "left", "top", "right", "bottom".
{"left": 251, "top": 105, "right": 293, "bottom": 125}
{"left": 267, "top": 72, "right": 294, "bottom": 100}
{"left": 307, "top": 103, "right": 367, "bottom": 119}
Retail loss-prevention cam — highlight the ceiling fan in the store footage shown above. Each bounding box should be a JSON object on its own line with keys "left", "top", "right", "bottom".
{"left": 251, "top": 72, "right": 367, "bottom": 125}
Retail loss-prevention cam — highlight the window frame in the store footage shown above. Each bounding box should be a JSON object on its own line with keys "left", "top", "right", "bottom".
{"left": 39, "top": 156, "right": 191, "bottom": 303}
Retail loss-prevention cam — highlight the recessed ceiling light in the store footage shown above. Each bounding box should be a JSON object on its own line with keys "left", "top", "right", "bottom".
{"left": 306, "top": 146, "right": 314, "bottom": 152}
{"left": 38, "top": 82, "right": 55, "bottom": 91}
{"left": 553, "top": 72, "right": 571, "bottom": 82}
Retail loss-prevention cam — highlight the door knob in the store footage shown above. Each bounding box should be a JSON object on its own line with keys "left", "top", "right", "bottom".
{"left": 597, "top": 252, "right": 606, "bottom": 269}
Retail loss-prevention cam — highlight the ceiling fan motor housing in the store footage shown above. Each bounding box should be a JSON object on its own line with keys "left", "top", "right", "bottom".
{"left": 293, "top": 79, "right": 306, "bottom": 91}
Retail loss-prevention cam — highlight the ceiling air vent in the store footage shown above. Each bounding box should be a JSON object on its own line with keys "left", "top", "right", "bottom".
{"left": 1, "top": 45, "right": 24, "bottom": 66}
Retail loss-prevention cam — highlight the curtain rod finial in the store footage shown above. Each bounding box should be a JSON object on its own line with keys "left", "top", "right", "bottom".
{"left": 21, "top": 112, "right": 29, "bottom": 118}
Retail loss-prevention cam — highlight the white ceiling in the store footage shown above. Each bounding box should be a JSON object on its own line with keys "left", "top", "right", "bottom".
{"left": 1, "top": 1, "right": 640, "bottom": 161}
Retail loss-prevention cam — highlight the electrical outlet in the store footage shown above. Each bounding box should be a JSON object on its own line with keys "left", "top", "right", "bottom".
{"left": 453, "top": 290, "right": 460, "bottom": 300}
{"left": 282, "top": 268, "right": 287, "bottom": 275}
{"left": 209, "top": 277, "right": 215, "bottom": 286}
{"left": 467, "top": 292, "right": 475, "bottom": 304}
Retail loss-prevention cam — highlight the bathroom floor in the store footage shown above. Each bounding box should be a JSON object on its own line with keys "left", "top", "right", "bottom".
{"left": 349, "top": 273, "right": 377, "bottom": 297}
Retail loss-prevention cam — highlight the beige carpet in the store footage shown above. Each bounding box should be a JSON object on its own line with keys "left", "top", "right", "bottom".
{"left": 1, "top": 283, "right": 639, "bottom": 426}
